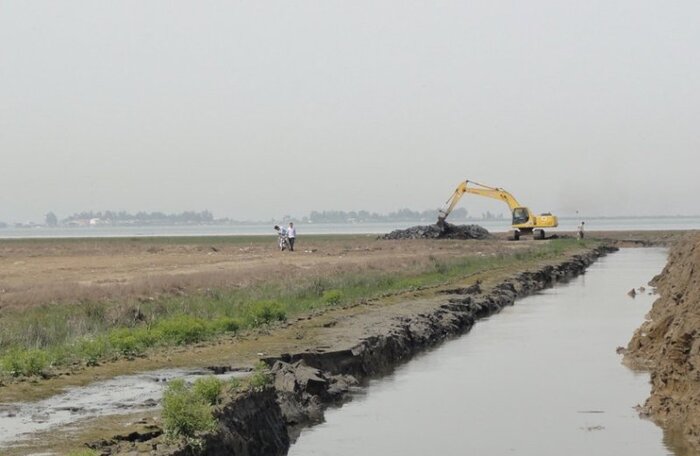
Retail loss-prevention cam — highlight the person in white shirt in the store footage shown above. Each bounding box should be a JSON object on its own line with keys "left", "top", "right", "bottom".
{"left": 577, "top": 221, "right": 585, "bottom": 240}
{"left": 287, "top": 222, "right": 296, "bottom": 251}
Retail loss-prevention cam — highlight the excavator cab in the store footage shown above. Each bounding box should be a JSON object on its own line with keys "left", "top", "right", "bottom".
{"left": 512, "top": 207, "right": 530, "bottom": 225}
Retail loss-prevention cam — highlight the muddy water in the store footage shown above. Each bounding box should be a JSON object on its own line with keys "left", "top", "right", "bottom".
{"left": 290, "top": 248, "right": 674, "bottom": 456}
{"left": 0, "top": 368, "right": 247, "bottom": 449}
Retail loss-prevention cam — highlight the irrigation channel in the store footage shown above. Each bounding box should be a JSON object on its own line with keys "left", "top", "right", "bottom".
{"left": 289, "top": 248, "right": 676, "bottom": 456}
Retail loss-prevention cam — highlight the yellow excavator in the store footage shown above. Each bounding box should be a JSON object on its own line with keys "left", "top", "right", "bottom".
{"left": 437, "top": 180, "right": 558, "bottom": 240}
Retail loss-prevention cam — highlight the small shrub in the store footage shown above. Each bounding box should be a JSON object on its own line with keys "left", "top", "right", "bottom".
{"left": 155, "top": 315, "right": 210, "bottom": 345}
{"left": 162, "top": 379, "right": 216, "bottom": 441}
{"left": 108, "top": 327, "right": 157, "bottom": 356}
{"left": 321, "top": 289, "right": 343, "bottom": 306}
{"left": 246, "top": 301, "right": 287, "bottom": 327}
{"left": 192, "top": 376, "right": 223, "bottom": 405}
{"left": 228, "top": 377, "right": 243, "bottom": 392}
{"left": 210, "top": 316, "right": 241, "bottom": 334}
{"left": 25, "top": 349, "right": 49, "bottom": 376}
{"left": 249, "top": 362, "right": 272, "bottom": 391}
{"left": 77, "top": 336, "right": 111, "bottom": 366}
{"left": 0, "top": 348, "right": 49, "bottom": 377}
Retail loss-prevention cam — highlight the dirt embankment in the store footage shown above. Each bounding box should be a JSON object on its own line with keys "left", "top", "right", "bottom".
{"left": 97, "top": 245, "right": 616, "bottom": 455}
{"left": 625, "top": 233, "right": 700, "bottom": 451}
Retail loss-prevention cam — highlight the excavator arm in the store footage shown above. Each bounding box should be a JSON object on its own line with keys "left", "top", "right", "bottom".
{"left": 437, "top": 180, "right": 522, "bottom": 226}
{"left": 436, "top": 179, "right": 558, "bottom": 239}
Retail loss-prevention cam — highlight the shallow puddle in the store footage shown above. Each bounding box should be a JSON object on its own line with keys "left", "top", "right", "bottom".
{"left": 0, "top": 367, "right": 246, "bottom": 449}
{"left": 290, "top": 248, "right": 675, "bottom": 455}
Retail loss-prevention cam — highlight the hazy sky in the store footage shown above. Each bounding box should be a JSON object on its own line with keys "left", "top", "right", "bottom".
{"left": 1, "top": 0, "right": 698, "bottom": 222}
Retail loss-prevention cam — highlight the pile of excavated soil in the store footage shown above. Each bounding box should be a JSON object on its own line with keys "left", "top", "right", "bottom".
{"left": 625, "top": 232, "right": 700, "bottom": 451}
{"left": 380, "top": 223, "right": 490, "bottom": 240}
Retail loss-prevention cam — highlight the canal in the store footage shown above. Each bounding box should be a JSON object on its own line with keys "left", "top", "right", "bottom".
{"left": 289, "top": 248, "right": 674, "bottom": 456}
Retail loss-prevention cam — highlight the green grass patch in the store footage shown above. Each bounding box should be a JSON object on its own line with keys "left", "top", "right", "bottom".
{"left": 1, "top": 348, "right": 49, "bottom": 377}
{"left": 321, "top": 289, "right": 343, "bottom": 305}
{"left": 192, "top": 376, "right": 224, "bottom": 405}
{"left": 249, "top": 362, "right": 272, "bottom": 392}
{"left": 244, "top": 300, "right": 287, "bottom": 326}
{"left": 162, "top": 378, "right": 217, "bottom": 443}
{"left": 66, "top": 449, "right": 100, "bottom": 456}
{"left": 154, "top": 315, "right": 210, "bottom": 345}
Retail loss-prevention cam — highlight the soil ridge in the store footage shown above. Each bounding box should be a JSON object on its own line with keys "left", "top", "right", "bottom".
{"left": 625, "top": 233, "right": 700, "bottom": 451}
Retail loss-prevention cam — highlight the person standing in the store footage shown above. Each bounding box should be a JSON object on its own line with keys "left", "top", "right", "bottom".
{"left": 577, "top": 221, "right": 585, "bottom": 240}
{"left": 287, "top": 222, "right": 296, "bottom": 251}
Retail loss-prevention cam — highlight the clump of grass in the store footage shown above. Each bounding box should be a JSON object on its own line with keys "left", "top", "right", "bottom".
{"left": 321, "top": 289, "right": 343, "bottom": 305}
{"left": 76, "top": 336, "right": 111, "bottom": 366}
{"left": 108, "top": 327, "right": 157, "bottom": 356}
{"left": 0, "top": 348, "right": 49, "bottom": 377}
{"left": 66, "top": 449, "right": 100, "bottom": 456}
{"left": 192, "top": 376, "right": 224, "bottom": 405}
{"left": 210, "top": 316, "right": 241, "bottom": 333}
{"left": 154, "top": 315, "right": 210, "bottom": 345}
{"left": 245, "top": 300, "right": 287, "bottom": 326}
{"left": 162, "top": 378, "right": 217, "bottom": 444}
{"left": 228, "top": 377, "right": 243, "bottom": 392}
{"left": 249, "top": 362, "right": 272, "bottom": 391}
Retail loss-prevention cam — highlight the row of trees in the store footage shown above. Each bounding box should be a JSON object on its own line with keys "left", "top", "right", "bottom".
{"left": 33, "top": 208, "right": 503, "bottom": 227}
{"left": 59, "top": 210, "right": 215, "bottom": 225}
{"left": 299, "top": 208, "right": 471, "bottom": 224}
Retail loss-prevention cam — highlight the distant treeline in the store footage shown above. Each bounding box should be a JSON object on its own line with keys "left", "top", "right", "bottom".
{"left": 28, "top": 207, "right": 501, "bottom": 227}
{"left": 63, "top": 210, "right": 214, "bottom": 225}
{"left": 300, "top": 208, "right": 471, "bottom": 224}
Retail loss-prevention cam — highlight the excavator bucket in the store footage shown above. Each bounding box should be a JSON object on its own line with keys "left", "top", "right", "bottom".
{"left": 436, "top": 212, "right": 448, "bottom": 230}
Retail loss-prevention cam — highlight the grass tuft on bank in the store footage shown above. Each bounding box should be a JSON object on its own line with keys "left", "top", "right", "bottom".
{"left": 0, "top": 239, "right": 594, "bottom": 379}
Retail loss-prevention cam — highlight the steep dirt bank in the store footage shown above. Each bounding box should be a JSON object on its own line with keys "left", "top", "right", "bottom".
{"left": 625, "top": 233, "right": 700, "bottom": 452}
{"left": 97, "top": 245, "right": 616, "bottom": 455}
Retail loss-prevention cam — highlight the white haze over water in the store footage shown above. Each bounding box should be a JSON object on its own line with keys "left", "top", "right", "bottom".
{"left": 1, "top": 1, "right": 698, "bottom": 223}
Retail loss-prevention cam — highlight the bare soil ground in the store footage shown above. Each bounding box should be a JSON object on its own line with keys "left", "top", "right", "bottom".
{"left": 0, "top": 235, "right": 528, "bottom": 310}
{"left": 0, "top": 230, "right": 683, "bottom": 310}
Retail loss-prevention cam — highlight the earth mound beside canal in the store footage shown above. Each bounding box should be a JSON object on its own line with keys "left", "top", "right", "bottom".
{"left": 625, "top": 232, "right": 700, "bottom": 451}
